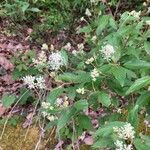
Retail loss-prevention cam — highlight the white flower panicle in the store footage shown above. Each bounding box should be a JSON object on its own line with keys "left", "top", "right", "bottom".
{"left": 23, "top": 75, "right": 35, "bottom": 89}
{"left": 85, "top": 57, "right": 94, "bottom": 64}
{"left": 91, "top": 68, "right": 99, "bottom": 81}
{"left": 23, "top": 75, "right": 46, "bottom": 89}
{"left": 41, "top": 43, "right": 49, "bottom": 50}
{"left": 36, "top": 76, "right": 46, "bottom": 89}
{"left": 77, "top": 43, "right": 84, "bottom": 50}
{"left": 41, "top": 102, "right": 53, "bottom": 109}
{"left": 64, "top": 42, "right": 71, "bottom": 51}
{"left": 128, "top": 10, "right": 141, "bottom": 20}
{"left": 76, "top": 88, "right": 85, "bottom": 94}
{"left": 113, "top": 123, "right": 135, "bottom": 140}
{"left": 91, "top": 36, "right": 97, "bottom": 43}
{"left": 32, "top": 51, "right": 47, "bottom": 67}
{"left": 101, "top": 44, "right": 115, "bottom": 60}
{"left": 85, "top": 8, "right": 92, "bottom": 16}
{"left": 114, "top": 140, "right": 133, "bottom": 150}
{"left": 48, "top": 52, "right": 66, "bottom": 71}
{"left": 55, "top": 97, "right": 69, "bottom": 108}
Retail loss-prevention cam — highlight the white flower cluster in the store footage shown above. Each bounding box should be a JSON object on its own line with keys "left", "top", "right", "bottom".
{"left": 48, "top": 52, "right": 66, "bottom": 71}
{"left": 64, "top": 42, "right": 71, "bottom": 51}
{"left": 41, "top": 102, "right": 58, "bottom": 121}
{"left": 55, "top": 97, "right": 69, "bottom": 108}
{"left": 100, "top": 44, "right": 115, "bottom": 60}
{"left": 113, "top": 123, "right": 135, "bottom": 140}
{"left": 90, "top": 0, "right": 99, "bottom": 5}
{"left": 41, "top": 43, "right": 49, "bottom": 50}
{"left": 128, "top": 10, "right": 141, "bottom": 20}
{"left": 114, "top": 140, "right": 133, "bottom": 150}
{"left": 85, "top": 57, "right": 94, "bottom": 64}
{"left": 76, "top": 88, "right": 85, "bottom": 94}
{"left": 22, "top": 75, "right": 46, "bottom": 89}
{"left": 41, "top": 102, "right": 54, "bottom": 110}
{"left": 32, "top": 51, "right": 47, "bottom": 67}
{"left": 91, "top": 68, "right": 99, "bottom": 81}
{"left": 77, "top": 43, "right": 84, "bottom": 50}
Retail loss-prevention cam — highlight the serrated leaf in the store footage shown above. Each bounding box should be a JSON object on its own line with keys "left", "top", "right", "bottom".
{"left": 144, "top": 41, "right": 150, "bottom": 55}
{"left": 57, "top": 107, "right": 76, "bottom": 131}
{"left": 96, "top": 15, "right": 110, "bottom": 35}
{"left": 56, "top": 72, "right": 91, "bottom": 83}
{"left": 74, "top": 100, "right": 88, "bottom": 111}
{"left": 78, "top": 115, "right": 92, "bottom": 130}
{"left": 47, "top": 87, "right": 64, "bottom": 104}
{"left": 136, "top": 92, "right": 150, "bottom": 107}
{"left": 2, "top": 94, "right": 16, "bottom": 108}
{"left": 128, "top": 105, "right": 139, "bottom": 128}
{"left": 98, "top": 91, "right": 111, "bottom": 107}
{"left": 126, "top": 76, "right": 150, "bottom": 95}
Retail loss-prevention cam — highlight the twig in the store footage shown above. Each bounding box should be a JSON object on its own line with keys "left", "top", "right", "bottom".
{"left": 114, "top": 0, "right": 121, "bottom": 19}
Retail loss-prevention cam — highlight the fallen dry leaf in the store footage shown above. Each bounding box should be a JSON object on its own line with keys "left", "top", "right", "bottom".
{"left": 0, "top": 104, "right": 7, "bottom": 117}
{"left": 0, "top": 55, "right": 14, "bottom": 70}
{"left": 84, "top": 136, "right": 93, "bottom": 145}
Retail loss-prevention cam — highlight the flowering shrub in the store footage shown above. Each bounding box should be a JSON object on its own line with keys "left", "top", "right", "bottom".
{"left": 1, "top": 0, "right": 150, "bottom": 149}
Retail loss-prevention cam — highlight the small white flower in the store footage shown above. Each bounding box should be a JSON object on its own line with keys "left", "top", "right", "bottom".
{"left": 41, "top": 43, "right": 48, "bottom": 50}
{"left": 80, "top": 17, "right": 86, "bottom": 21}
{"left": 143, "top": 2, "right": 147, "bottom": 6}
{"left": 63, "top": 100, "right": 69, "bottom": 107}
{"left": 91, "top": 36, "right": 97, "bottom": 43}
{"left": 32, "top": 51, "right": 47, "bottom": 67}
{"left": 50, "top": 44, "right": 54, "bottom": 51}
{"left": 56, "top": 98, "right": 63, "bottom": 106}
{"left": 114, "top": 140, "right": 133, "bottom": 150}
{"left": 42, "top": 102, "right": 51, "bottom": 109}
{"left": 91, "top": 68, "right": 99, "bottom": 81}
{"left": 77, "top": 43, "right": 84, "bottom": 50}
{"left": 85, "top": 57, "right": 95, "bottom": 64}
{"left": 22, "top": 75, "right": 36, "bottom": 89}
{"left": 36, "top": 76, "right": 46, "bottom": 89}
{"left": 117, "top": 108, "right": 122, "bottom": 114}
{"left": 128, "top": 10, "right": 141, "bottom": 20}
{"left": 47, "top": 115, "right": 55, "bottom": 121}
{"left": 113, "top": 123, "right": 135, "bottom": 140}
{"left": 101, "top": 44, "right": 115, "bottom": 60}
{"left": 48, "top": 52, "right": 66, "bottom": 70}
{"left": 85, "top": 8, "right": 92, "bottom": 17}
{"left": 64, "top": 42, "right": 71, "bottom": 51}
{"left": 42, "top": 111, "right": 48, "bottom": 117}
{"left": 76, "top": 88, "right": 85, "bottom": 94}
{"left": 146, "top": 20, "right": 150, "bottom": 25}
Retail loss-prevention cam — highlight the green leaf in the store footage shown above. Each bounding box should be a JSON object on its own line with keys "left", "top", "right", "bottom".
{"left": 29, "top": 8, "right": 40, "bottom": 12}
{"left": 134, "top": 138, "right": 150, "bottom": 150}
{"left": 98, "top": 91, "right": 111, "bottom": 107}
{"left": 124, "top": 60, "right": 150, "bottom": 69}
{"left": 56, "top": 72, "right": 91, "bottom": 83}
{"left": 21, "top": 2, "right": 29, "bottom": 12}
{"left": 78, "top": 115, "right": 92, "bottom": 130}
{"left": 96, "top": 15, "right": 110, "bottom": 35}
{"left": 128, "top": 105, "right": 139, "bottom": 128}
{"left": 57, "top": 107, "right": 76, "bottom": 131}
{"left": 95, "top": 121, "right": 125, "bottom": 137}
{"left": 74, "top": 100, "right": 88, "bottom": 111}
{"left": 78, "top": 25, "right": 92, "bottom": 33}
{"left": 136, "top": 91, "right": 150, "bottom": 108}
{"left": 126, "top": 76, "right": 150, "bottom": 95}
{"left": 2, "top": 94, "right": 16, "bottom": 108}
{"left": 93, "top": 138, "right": 113, "bottom": 149}
{"left": 47, "top": 87, "right": 64, "bottom": 104}
{"left": 61, "top": 50, "right": 68, "bottom": 66}
{"left": 111, "top": 66, "right": 126, "bottom": 87}
{"left": 144, "top": 41, "right": 150, "bottom": 55}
